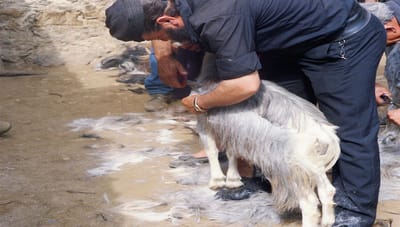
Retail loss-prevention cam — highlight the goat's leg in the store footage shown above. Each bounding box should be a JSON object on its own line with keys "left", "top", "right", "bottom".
{"left": 201, "top": 132, "right": 226, "bottom": 189}
{"left": 224, "top": 147, "right": 244, "bottom": 188}
{"left": 298, "top": 191, "right": 321, "bottom": 227}
{"left": 316, "top": 174, "right": 336, "bottom": 227}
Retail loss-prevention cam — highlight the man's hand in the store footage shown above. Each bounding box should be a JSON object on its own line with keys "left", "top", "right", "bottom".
{"left": 152, "top": 40, "right": 188, "bottom": 88}
{"left": 157, "top": 55, "right": 188, "bottom": 88}
{"left": 181, "top": 95, "right": 198, "bottom": 114}
{"left": 375, "top": 83, "right": 392, "bottom": 106}
{"left": 387, "top": 109, "right": 400, "bottom": 126}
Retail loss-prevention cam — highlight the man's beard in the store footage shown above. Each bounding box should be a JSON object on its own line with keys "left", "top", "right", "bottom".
{"left": 166, "top": 27, "right": 192, "bottom": 43}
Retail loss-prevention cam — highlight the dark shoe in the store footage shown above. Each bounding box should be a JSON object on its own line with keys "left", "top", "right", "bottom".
{"left": 214, "top": 176, "right": 272, "bottom": 201}
{"left": 144, "top": 94, "right": 172, "bottom": 112}
{"left": 0, "top": 121, "right": 11, "bottom": 136}
{"left": 334, "top": 207, "right": 376, "bottom": 227}
{"left": 116, "top": 73, "right": 147, "bottom": 84}
{"left": 215, "top": 185, "right": 254, "bottom": 201}
{"left": 374, "top": 219, "right": 392, "bottom": 227}
{"left": 100, "top": 55, "right": 124, "bottom": 69}
{"left": 169, "top": 152, "right": 227, "bottom": 168}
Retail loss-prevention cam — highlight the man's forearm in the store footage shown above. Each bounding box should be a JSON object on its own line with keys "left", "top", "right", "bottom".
{"left": 152, "top": 40, "right": 172, "bottom": 59}
{"left": 388, "top": 109, "right": 400, "bottom": 126}
{"left": 197, "top": 71, "right": 261, "bottom": 109}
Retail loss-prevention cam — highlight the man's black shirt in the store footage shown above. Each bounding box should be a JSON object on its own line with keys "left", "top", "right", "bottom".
{"left": 175, "top": 0, "right": 354, "bottom": 79}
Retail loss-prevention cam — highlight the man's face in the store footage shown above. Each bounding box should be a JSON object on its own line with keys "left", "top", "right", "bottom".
{"left": 385, "top": 16, "right": 400, "bottom": 45}
{"left": 142, "top": 16, "right": 192, "bottom": 43}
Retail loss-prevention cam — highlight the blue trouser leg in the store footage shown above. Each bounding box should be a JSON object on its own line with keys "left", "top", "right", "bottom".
{"left": 144, "top": 50, "right": 173, "bottom": 95}
{"left": 299, "top": 15, "right": 386, "bottom": 226}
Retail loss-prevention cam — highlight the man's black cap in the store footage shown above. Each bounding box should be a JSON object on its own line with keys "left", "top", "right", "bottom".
{"left": 105, "top": 0, "right": 145, "bottom": 42}
{"left": 387, "top": 0, "right": 400, "bottom": 22}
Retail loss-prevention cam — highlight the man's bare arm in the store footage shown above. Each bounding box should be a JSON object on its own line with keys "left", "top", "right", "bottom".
{"left": 181, "top": 71, "right": 261, "bottom": 113}
{"left": 388, "top": 109, "right": 400, "bottom": 126}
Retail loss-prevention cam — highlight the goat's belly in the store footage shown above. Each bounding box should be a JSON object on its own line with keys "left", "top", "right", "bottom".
{"left": 208, "top": 111, "right": 311, "bottom": 159}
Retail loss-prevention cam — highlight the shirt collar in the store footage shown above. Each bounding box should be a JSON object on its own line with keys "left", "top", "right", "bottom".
{"left": 174, "top": 0, "right": 200, "bottom": 43}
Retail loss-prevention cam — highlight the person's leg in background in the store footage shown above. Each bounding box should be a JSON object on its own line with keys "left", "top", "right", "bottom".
{"left": 144, "top": 49, "right": 175, "bottom": 112}
{"left": 299, "top": 14, "right": 386, "bottom": 226}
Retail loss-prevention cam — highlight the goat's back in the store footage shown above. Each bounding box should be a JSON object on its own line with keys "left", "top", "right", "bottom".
{"left": 261, "top": 81, "right": 341, "bottom": 170}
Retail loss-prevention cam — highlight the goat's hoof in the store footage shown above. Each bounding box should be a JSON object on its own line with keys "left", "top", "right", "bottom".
{"left": 209, "top": 178, "right": 226, "bottom": 190}
{"left": 225, "top": 178, "right": 244, "bottom": 188}
{"left": 321, "top": 216, "right": 335, "bottom": 227}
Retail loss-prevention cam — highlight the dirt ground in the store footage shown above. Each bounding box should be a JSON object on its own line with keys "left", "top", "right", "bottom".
{"left": 0, "top": 65, "right": 142, "bottom": 226}
{"left": 0, "top": 64, "right": 399, "bottom": 227}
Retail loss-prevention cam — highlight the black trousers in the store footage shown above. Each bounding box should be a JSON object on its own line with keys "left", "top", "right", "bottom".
{"left": 259, "top": 15, "right": 386, "bottom": 226}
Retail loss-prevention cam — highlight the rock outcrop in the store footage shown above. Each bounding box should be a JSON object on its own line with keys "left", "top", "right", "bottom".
{"left": 0, "top": 0, "right": 143, "bottom": 68}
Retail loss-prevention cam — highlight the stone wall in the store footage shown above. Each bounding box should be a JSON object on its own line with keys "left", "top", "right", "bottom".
{"left": 0, "top": 0, "right": 141, "bottom": 68}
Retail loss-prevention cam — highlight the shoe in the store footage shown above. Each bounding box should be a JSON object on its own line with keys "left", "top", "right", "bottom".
{"left": 373, "top": 219, "right": 392, "bottom": 227}
{"left": 334, "top": 206, "right": 375, "bottom": 227}
{"left": 144, "top": 94, "right": 172, "bottom": 112}
{"left": 214, "top": 176, "right": 272, "bottom": 201}
{"left": 116, "top": 73, "right": 147, "bottom": 84}
{"left": 169, "top": 152, "right": 227, "bottom": 168}
{"left": 0, "top": 121, "right": 11, "bottom": 136}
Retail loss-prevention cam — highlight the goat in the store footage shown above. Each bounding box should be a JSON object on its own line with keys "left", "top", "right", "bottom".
{"left": 192, "top": 53, "right": 341, "bottom": 226}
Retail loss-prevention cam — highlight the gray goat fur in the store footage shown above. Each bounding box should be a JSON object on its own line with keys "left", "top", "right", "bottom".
{"left": 361, "top": 2, "right": 393, "bottom": 23}
{"left": 193, "top": 53, "right": 340, "bottom": 225}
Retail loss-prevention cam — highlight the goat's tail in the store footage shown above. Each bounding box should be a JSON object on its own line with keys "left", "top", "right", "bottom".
{"left": 319, "top": 125, "right": 341, "bottom": 171}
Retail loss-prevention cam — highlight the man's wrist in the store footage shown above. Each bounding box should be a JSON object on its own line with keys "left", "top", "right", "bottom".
{"left": 193, "top": 95, "right": 208, "bottom": 113}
